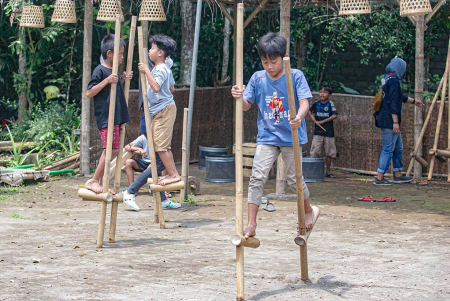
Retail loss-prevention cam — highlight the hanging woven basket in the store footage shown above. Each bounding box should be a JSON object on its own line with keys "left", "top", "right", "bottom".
{"left": 139, "top": 0, "right": 166, "bottom": 21}
{"left": 97, "top": 0, "right": 124, "bottom": 22}
{"left": 20, "top": 5, "right": 45, "bottom": 28}
{"left": 400, "top": 0, "right": 432, "bottom": 17}
{"left": 339, "top": 0, "right": 371, "bottom": 16}
{"left": 51, "top": 0, "right": 76, "bottom": 23}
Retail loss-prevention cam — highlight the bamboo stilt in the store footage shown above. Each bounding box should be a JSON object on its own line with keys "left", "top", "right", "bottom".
{"left": 97, "top": 15, "right": 121, "bottom": 248}
{"left": 234, "top": 4, "right": 245, "bottom": 301}
{"left": 283, "top": 57, "right": 310, "bottom": 281}
{"left": 231, "top": 234, "right": 260, "bottom": 248}
{"left": 78, "top": 188, "right": 113, "bottom": 202}
{"left": 180, "top": 108, "right": 189, "bottom": 203}
{"left": 149, "top": 181, "right": 185, "bottom": 193}
{"left": 410, "top": 152, "right": 428, "bottom": 167}
{"left": 294, "top": 206, "right": 320, "bottom": 246}
{"left": 406, "top": 40, "right": 450, "bottom": 177}
{"left": 427, "top": 68, "right": 448, "bottom": 180}
{"left": 109, "top": 16, "right": 137, "bottom": 243}
{"left": 138, "top": 27, "right": 165, "bottom": 228}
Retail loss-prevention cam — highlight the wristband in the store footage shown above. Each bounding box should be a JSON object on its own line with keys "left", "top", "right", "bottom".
{"left": 412, "top": 99, "right": 416, "bottom": 104}
{"left": 393, "top": 122, "right": 398, "bottom": 124}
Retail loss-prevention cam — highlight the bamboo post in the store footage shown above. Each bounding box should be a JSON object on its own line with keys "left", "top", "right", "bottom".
{"left": 427, "top": 45, "right": 450, "bottom": 180}
{"left": 406, "top": 40, "right": 450, "bottom": 177}
{"left": 448, "top": 68, "right": 450, "bottom": 182}
{"left": 109, "top": 15, "right": 137, "bottom": 243}
{"left": 234, "top": 4, "right": 245, "bottom": 301}
{"left": 97, "top": 15, "right": 121, "bottom": 248}
{"left": 283, "top": 57, "right": 309, "bottom": 280}
{"left": 180, "top": 108, "right": 189, "bottom": 203}
{"left": 137, "top": 27, "right": 165, "bottom": 228}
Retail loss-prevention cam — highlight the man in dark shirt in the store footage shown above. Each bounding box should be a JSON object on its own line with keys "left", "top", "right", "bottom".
{"left": 308, "top": 86, "right": 338, "bottom": 178}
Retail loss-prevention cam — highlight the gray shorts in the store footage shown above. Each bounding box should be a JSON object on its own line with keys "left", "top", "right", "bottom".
{"left": 248, "top": 144, "right": 310, "bottom": 206}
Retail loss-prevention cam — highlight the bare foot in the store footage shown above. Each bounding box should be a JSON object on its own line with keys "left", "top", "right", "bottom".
{"left": 158, "top": 174, "right": 181, "bottom": 185}
{"left": 243, "top": 224, "right": 256, "bottom": 239}
{"left": 305, "top": 208, "right": 314, "bottom": 231}
{"left": 85, "top": 179, "right": 102, "bottom": 194}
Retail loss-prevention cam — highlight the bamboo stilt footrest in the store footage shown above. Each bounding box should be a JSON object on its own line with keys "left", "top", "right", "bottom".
{"left": 148, "top": 181, "right": 185, "bottom": 193}
{"left": 294, "top": 206, "right": 320, "bottom": 246}
{"left": 78, "top": 188, "right": 113, "bottom": 202}
{"left": 230, "top": 234, "right": 260, "bottom": 248}
{"left": 429, "top": 148, "right": 450, "bottom": 158}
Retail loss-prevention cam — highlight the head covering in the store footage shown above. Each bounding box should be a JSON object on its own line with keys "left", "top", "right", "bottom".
{"left": 385, "top": 57, "right": 407, "bottom": 79}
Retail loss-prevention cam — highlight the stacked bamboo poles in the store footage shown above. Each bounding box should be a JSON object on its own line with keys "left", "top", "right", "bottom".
{"left": 97, "top": 15, "right": 122, "bottom": 248}
{"left": 180, "top": 108, "right": 189, "bottom": 203}
{"left": 39, "top": 152, "right": 80, "bottom": 171}
{"left": 137, "top": 27, "right": 165, "bottom": 228}
{"left": 234, "top": 4, "right": 245, "bottom": 300}
{"left": 283, "top": 57, "right": 309, "bottom": 280}
{"left": 406, "top": 39, "right": 450, "bottom": 180}
{"left": 109, "top": 15, "right": 137, "bottom": 243}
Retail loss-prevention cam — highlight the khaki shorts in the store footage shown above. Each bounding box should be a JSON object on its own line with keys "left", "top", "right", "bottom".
{"left": 152, "top": 104, "right": 177, "bottom": 152}
{"left": 310, "top": 135, "right": 337, "bottom": 158}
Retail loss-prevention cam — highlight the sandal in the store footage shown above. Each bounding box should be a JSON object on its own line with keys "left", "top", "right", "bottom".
{"left": 358, "top": 196, "right": 376, "bottom": 202}
{"left": 263, "top": 202, "right": 276, "bottom": 212}
{"left": 378, "top": 196, "right": 396, "bottom": 202}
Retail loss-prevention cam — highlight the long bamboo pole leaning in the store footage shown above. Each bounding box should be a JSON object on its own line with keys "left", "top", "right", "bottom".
{"left": 137, "top": 27, "right": 165, "bottom": 228}
{"left": 180, "top": 108, "right": 189, "bottom": 203}
{"left": 427, "top": 52, "right": 450, "bottom": 180}
{"left": 283, "top": 57, "right": 308, "bottom": 280}
{"left": 97, "top": 15, "right": 121, "bottom": 248}
{"left": 109, "top": 15, "right": 137, "bottom": 243}
{"left": 234, "top": 4, "right": 245, "bottom": 301}
{"left": 405, "top": 41, "right": 450, "bottom": 177}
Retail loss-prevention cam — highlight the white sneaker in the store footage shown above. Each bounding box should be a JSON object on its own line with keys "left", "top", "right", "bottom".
{"left": 161, "top": 200, "right": 181, "bottom": 210}
{"left": 122, "top": 189, "right": 140, "bottom": 211}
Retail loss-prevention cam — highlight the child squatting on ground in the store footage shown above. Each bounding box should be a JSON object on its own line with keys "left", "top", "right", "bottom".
{"left": 85, "top": 34, "right": 132, "bottom": 194}
{"left": 308, "top": 86, "right": 338, "bottom": 178}
{"left": 137, "top": 34, "right": 180, "bottom": 187}
{"left": 231, "top": 32, "right": 314, "bottom": 238}
{"left": 122, "top": 135, "right": 180, "bottom": 211}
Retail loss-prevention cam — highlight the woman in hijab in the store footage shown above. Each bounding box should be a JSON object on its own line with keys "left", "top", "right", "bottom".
{"left": 374, "top": 57, "right": 425, "bottom": 185}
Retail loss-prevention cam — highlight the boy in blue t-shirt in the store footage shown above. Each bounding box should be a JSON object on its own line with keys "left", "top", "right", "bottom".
{"left": 231, "top": 32, "right": 315, "bottom": 239}
{"left": 308, "top": 86, "right": 338, "bottom": 178}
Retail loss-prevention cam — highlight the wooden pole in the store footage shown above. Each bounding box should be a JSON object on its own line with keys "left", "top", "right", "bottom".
{"left": 97, "top": 15, "right": 121, "bottom": 248}
{"left": 80, "top": 0, "right": 93, "bottom": 175}
{"left": 283, "top": 57, "right": 309, "bottom": 280}
{"left": 448, "top": 67, "right": 450, "bottom": 182}
{"left": 234, "top": 4, "right": 245, "bottom": 301}
{"left": 406, "top": 39, "right": 450, "bottom": 177}
{"left": 137, "top": 27, "right": 165, "bottom": 228}
{"left": 413, "top": 16, "right": 425, "bottom": 179}
{"left": 180, "top": 108, "right": 189, "bottom": 203}
{"left": 109, "top": 15, "right": 137, "bottom": 243}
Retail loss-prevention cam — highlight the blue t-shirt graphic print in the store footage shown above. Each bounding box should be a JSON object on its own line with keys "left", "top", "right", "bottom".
{"left": 243, "top": 69, "right": 312, "bottom": 146}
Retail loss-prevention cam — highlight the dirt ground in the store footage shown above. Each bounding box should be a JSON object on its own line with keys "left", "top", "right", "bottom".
{"left": 1, "top": 165, "right": 449, "bottom": 301}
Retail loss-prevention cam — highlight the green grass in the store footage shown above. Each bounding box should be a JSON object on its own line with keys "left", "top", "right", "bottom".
{"left": 0, "top": 195, "right": 9, "bottom": 201}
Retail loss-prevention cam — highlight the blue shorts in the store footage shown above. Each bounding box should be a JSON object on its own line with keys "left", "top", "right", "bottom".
{"left": 133, "top": 158, "right": 150, "bottom": 172}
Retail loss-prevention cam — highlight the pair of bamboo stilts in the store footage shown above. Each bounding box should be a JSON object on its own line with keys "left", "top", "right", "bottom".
{"left": 231, "top": 4, "right": 319, "bottom": 300}
{"left": 406, "top": 39, "right": 450, "bottom": 182}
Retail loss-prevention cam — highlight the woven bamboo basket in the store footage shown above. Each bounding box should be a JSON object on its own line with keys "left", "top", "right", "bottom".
{"left": 139, "top": 0, "right": 166, "bottom": 21}
{"left": 400, "top": 0, "right": 432, "bottom": 17}
{"left": 20, "top": 5, "right": 45, "bottom": 28}
{"left": 51, "top": 0, "right": 76, "bottom": 23}
{"left": 339, "top": 0, "right": 371, "bottom": 16}
{"left": 97, "top": 0, "right": 124, "bottom": 22}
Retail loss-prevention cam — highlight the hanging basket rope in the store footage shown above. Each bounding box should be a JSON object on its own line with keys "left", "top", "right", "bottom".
{"left": 51, "top": 0, "right": 76, "bottom": 23}
{"left": 97, "top": 0, "right": 124, "bottom": 22}
{"left": 139, "top": 0, "right": 166, "bottom": 21}
{"left": 339, "top": 0, "right": 371, "bottom": 16}
{"left": 20, "top": 5, "right": 45, "bottom": 28}
{"left": 400, "top": 0, "right": 432, "bottom": 17}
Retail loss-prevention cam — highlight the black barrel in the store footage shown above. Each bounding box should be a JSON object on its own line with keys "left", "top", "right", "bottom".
{"left": 198, "top": 145, "right": 228, "bottom": 170}
{"left": 303, "top": 157, "right": 325, "bottom": 183}
{"left": 205, "top": 155, "right": 235, "bottom": 183}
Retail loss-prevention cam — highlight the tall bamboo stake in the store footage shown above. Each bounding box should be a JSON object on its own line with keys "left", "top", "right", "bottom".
{"left": 235, "top": 4, "right": 244, "bottom": 301}
{"left": 97, "top": 15, "right": 121, "bottom": 248}
{"left": 448, "top": 69, "right": 450, "bottom": 183}
{"left": 406, "top": 40, "right": 450, "bottom": 178}
{"left": 109, "top": 15, "right": 137, "bottom": 243}
{"left": 180, "top": 108, "right": 189, "bottom": 203}
{"left": 137, "top": 27, "right": 165, "bottom": 228}
{"left": 283, "top": 57, "right": 308, "bottom": 280}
